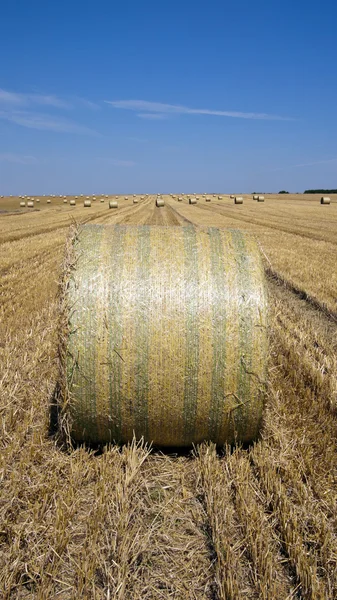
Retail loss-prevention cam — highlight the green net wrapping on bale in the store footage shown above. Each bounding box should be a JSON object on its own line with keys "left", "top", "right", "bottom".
{"left": 60, "top": 224, "right": 268, "bottom": 446}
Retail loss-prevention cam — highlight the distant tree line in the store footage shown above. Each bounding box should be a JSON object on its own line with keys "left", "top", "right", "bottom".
{"left": 278, "top": 190, "right": 289, "bottom": 194}
{"left": 304, "top": 189, "right": 337, "bottom": 194}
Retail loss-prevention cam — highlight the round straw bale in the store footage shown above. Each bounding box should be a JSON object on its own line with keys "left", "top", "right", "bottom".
{"left": 63, "top": 199, "right": 68, "bottom": 204}
{"left": 234, "top": 196, "right": 244, "bottom": 204}
{"left": 253, "top": 195, "right": 259, "bottom": 200}
{"left": 100, "top": 198, "right": 105, "bottom": 202}
{"left": 60, "top": 224, "right": 268, "bottom": 447}
{"left": 156, "top": 198, "right": 165, "bottom": 207}
{"left": 133, "top": 198, "right": 139, "bottom": 204}
{"left": 70, "top": 200, "right": 76, "bottom": 206}
{"left": 257, "top": 195, "right": 265, "bottom": 202}
{"left": 36, "top": 198, "right": 40, "bottom": 203}
{"left": 189, "top": 197, "right": 197, "bottom": 204}
{"left": 109, "top": 200, "right": 118, "bottom": 209}
{"left": 27, "top": 201, "right": 34, "bottom": 208}
{"left": 320, "top": 196, "right": 331, "bottom": 204}
{"left": 20, "top": 201, "right": 26, "bottom": 207}
{"left": 125, "top": 196, "right": 128, "bottom": 200}
{"left": 218, "top": 196, "right": 222, "bottom": 200}
{"left": 84, "top": 199, "right": 91, "bottom": 207}
{"left": 47, "top": 199, "right": 51, "bottom": 203}
{"left": 230, "top": 195, "right": 235, "bottom": 199}
{"left": 205, "top": 197, "right": 211, "bottom": 202}
{"left": 178, "top": 197, "right": 183, "bottom": 201}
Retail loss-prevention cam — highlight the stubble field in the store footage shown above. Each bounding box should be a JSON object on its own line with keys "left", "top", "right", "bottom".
{"left": 1, "top": 193, "right": 337, "bottom": 599}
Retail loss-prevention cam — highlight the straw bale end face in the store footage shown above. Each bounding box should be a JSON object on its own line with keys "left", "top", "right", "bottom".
{"left": 60, "top": 225, "right": 268, "bottom": 447}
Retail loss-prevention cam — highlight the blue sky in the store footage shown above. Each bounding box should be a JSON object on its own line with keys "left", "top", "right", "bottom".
{"left": 1, "top": 0, "right": 336, "bottom": 194}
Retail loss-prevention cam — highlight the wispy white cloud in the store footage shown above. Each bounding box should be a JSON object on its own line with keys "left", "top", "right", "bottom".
{"left": 0, "top": 88, "right": 100, "bottom": 111}
{"left": 0, "top": 109, "right": 99, "bottom": 135}
{"left": 268, "top": 157, "right": 337, "bottom": 171}
{"left": 105, "top": 99, "right": 292, "bottom": 121}
{"left": 97, "top": 157, "right": 136, "bottom": 167}
{"left": 0, "top": 152, "right": 39, "bottom": 164}
{"left": 0, "top": 88, "right": 70, "bottom": 109}
{"left": 137, "top": 112, "right": 168, "bottom": 120}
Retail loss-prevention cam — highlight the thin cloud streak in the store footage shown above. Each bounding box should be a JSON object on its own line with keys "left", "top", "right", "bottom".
{"left": 0, "top": 152, "right": 39, "bottom": 164}
{"left": 0, "top": 110, "right": 99, "bottom": 135}
{"left": 105, "top": 99, "right": 292, "bottom": 121}
{"left": 268, "top": 157, "right": 337, "bottom": 171}
{"left": 138, "top": 112, "right": 167, "bottom": 120}
{"left": 0, "top": 88, "right": 70, "bottom": 109}
{"left": 0, "top": 88, "right": 100, "bottom": 111}
{"left": 97, "top": 157, "right": 136, "bottom": 167}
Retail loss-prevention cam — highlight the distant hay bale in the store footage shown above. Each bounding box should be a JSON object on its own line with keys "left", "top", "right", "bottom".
{"left": 47, "top": 199, "right": 51, "bottom": 204}
{"left": 84, "top": 200, "right": 91, "bottom": 207}
{"left": 75, "top": 196, "right": 78, "bottom": 199}
{"left": 92, "top": 196, "right": 97, "bottom": 201}
{"left": 178, "top": 197, "right": 183, "bottom": 201}
{"left": 218, "top": 196, "right": 222, "bottom": 200}
{"left": 253, "top": 195, "right": 259, "bottom": 200}
{"left": 86, "top": 196, "right": 90, "bottom": 199}
{"left": 320, "top": 196, "right": 331, "bottom": 205}
{"left": 257, "top": 196, "right": 265, "bottom": 202}
{"left": 109, "top": 200, "right": 118, "bottom": 209}
{"left": 27, "top": 201, "right": 34, "bottom": 208}
{"left": 60, "top": 224, "right": 268, "bottom": 447}
{"left": 36, "top": 198, "right": 40, "bottom": 203}
{"left": 189, "top": 197, "right": 197, "bottom": 204}
{"left": 100, "top": 198, "right": 105, "bottom": 202}
{"left": 20, "top": 201, "right": 26, "bottom": 207}
{"left": 205, "top": 197, "right": 211, "bottom": 202}
{"left": 230, "top": 195, "right": 235, "bottom": 199}
{"left": 70, "top": 200, "right": 76, "bottom": 206}
{"left": 156, "top": 198, "right": 165, "bottom": 207}
{"left": 63, "top": 199, "right": 68, "bottom": 204}
{"left": 234, "top": 196, "right": 244, "bottom": 204}
{"left": 125, "top": 196, "right": 128, "bottom": 200}
{"left": 133, "top": 198, "right": 139, "bottom": 204}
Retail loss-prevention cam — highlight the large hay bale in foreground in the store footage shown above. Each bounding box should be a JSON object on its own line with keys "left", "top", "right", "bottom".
{"left": 60, "top": 225, "right": 268, "bottom": 446}
{"left": 189, "top": 197, "right": 197, "bottom": 204}
{"left": 320, "top": 196, "right": 330, "bottom": 205}
{"left": 234, "top": 196, "right": 243, "bottom": 204}
{"left": 156, "top": 198, "right": 165, "bottom": 207}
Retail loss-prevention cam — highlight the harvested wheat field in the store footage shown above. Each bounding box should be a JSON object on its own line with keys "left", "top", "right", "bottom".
{"left": 1, "top": 193, "right": 337, "bottom": 599}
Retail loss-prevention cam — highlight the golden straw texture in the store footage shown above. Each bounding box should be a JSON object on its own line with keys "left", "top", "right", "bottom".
{"left": 61, "top": 224, "right": 268, "bottom": 446}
